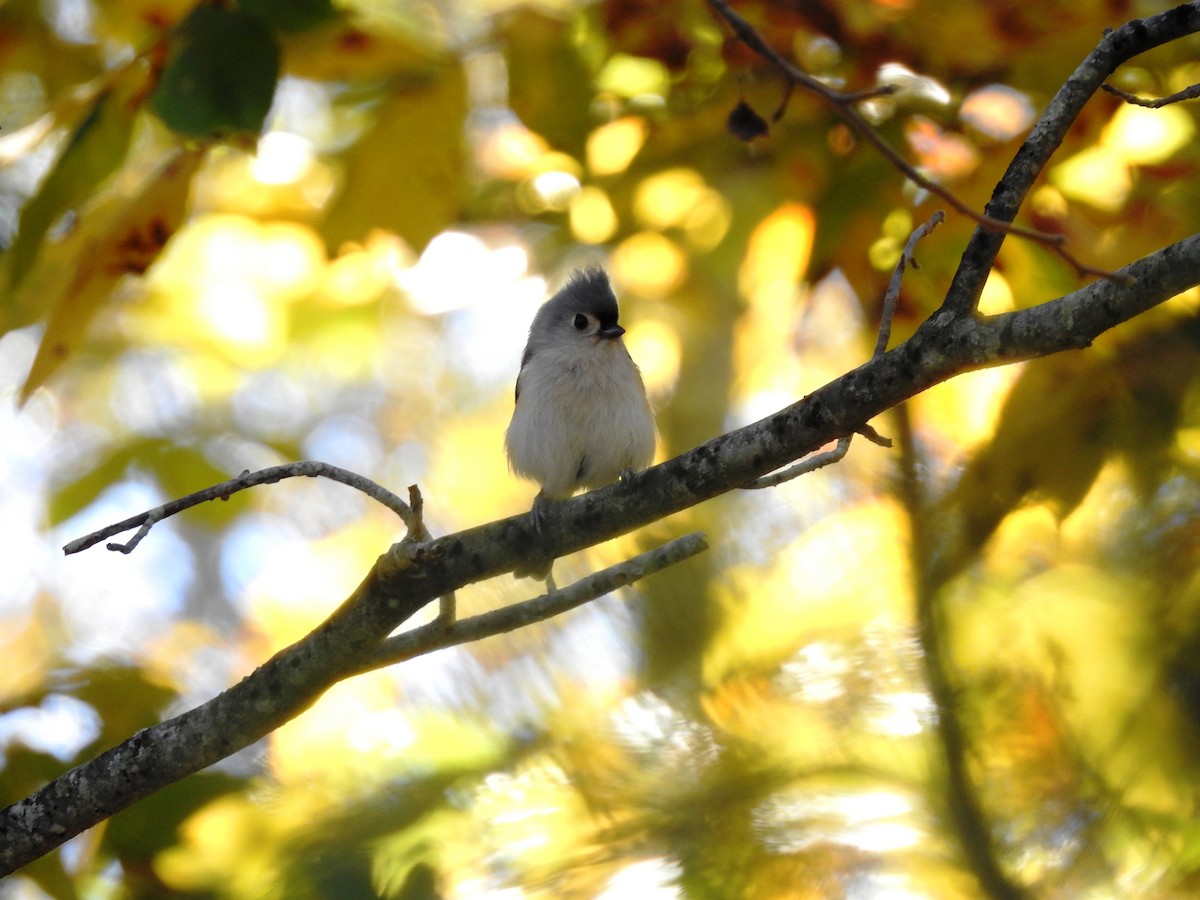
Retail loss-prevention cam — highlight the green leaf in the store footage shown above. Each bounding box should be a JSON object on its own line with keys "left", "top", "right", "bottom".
{"left": 237, "top": 0, "right": 338, "bottom": 33}
{"left": 6, "top": 71, "right": 145, "bottom": 295}
{"left": 47, "top": 441, "right": 144, "bottom": 527}
{"left": 106, "top": 771, "right": 248, "bottom": 861}
{"left": 71, "top": 664, "right": 177, "bottom": 753}
{"left": 150, "top": 4, "right": 281, "bottom": 139}
{"left": 503, "top": 7, "right": 595, "bottom": 156}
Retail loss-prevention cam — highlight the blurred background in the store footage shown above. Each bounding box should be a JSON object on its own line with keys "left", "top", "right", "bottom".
{"left": 1, "top": 0, "right": 1200, "bottom": 896}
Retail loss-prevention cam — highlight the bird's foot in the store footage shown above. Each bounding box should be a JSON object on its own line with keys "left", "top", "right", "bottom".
{"left": 531, "top": 490, "right": 551, "bottom": 532}
{"left": 513, "top": 492, "right": 555, "bottom": 582}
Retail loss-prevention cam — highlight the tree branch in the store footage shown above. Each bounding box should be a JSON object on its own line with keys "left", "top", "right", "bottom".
{"left": 893, "top": 404, "right": 1027, "bottom": 900}
{"left": 5, "top": 4, "right": 1200, "bottom": 878}
{"left": 1101, "top": 80, "right": 1200, "bottom": 107}
{"left": 5, "top": 226, "right": 1198, "bottom": 875}
{"left": 943, "top": 2, "right": 1200, "bottom": 314}
{"left": 709, "top": 0, "right": 1200, "bottom": 285}
{"left": 354, "top": 532, "right": 708, "bottom": 674}
{"left": 875, "top": 211, "right": 945, "bottom": 356}
{"left": 704, "top": 0, "right": 1127, "bottom": 282}
{"left": 62, "top": 461, "right": 414, "bottom": 555}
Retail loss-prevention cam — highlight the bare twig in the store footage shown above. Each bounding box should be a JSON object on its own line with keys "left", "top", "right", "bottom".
{"left": 743, "top": 212, "right": 942, "bottom": 489}
{"left": 744, "top": 435, "right": 852, "bottom": 490}
{"left": 705, "top": 0, "right": 1127, "bottom": 283}
{"left": 405, "top": 484, "right": 457, "bottom": 623}
{"left": 856, "top": 423, "right": 892, "bottom": 447}
{"left": 63, "top": 461, "right": 413, "bottom": 555}
{"left": 355, "top": 532, "right": 708, "bottom": 674}
{"left": 1101, "top": 81, "right": 1200, "bottom": 107}
{"left": 875, "top": 210, "right": 946, "bottom": 357}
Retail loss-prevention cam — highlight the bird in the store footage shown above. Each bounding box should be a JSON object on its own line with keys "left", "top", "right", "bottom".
{"left": 505, "top": 268, "right": 657, "bottom": 578}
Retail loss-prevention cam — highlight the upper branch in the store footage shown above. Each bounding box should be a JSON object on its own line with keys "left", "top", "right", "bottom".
{"left": 706, "top": 0, "right": 1086, "bottom": 265}
{"left": 942, "top": 2, "right": 1200, "bottom": 315}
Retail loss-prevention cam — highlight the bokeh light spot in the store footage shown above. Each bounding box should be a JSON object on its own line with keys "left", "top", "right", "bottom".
{"left": 587, "top": 116, "right": 648, "bottom": 176}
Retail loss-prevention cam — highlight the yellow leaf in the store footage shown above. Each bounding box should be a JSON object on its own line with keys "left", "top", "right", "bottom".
{"left": 18, "top": 146, "right": 204, "bottom": 400}
{"left": 951, "top": 354, "right": 1114, "bottom": 541}
{"left": 321, "top": 63, "right": 467, "bottom": 253}
{"left": 5, "top": 61, "right": 149, "bottom": 300}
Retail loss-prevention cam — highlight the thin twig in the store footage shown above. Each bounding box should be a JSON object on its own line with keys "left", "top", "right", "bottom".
{"left": 405, "top": 484, "right": 457, "bottom": 623}
{"left": 706, "top": 0, "right": 1127, "bottom": 283}
{"left": 353, "top": 532, "right": 709, "bottom": 674}
{"left": 1101, "top": 81, "right": 1200, "bottom": 108}
{"left": 744, "top": 435, "right": 852, "bottom": 489}
{"left": 744, "top": 211, "right": 941, "bottom": 489}
{"left": 856, "top": 423, "right": 893, "bottom": 447}
{"left": 63, "top": 460, "right": 413, "bottom": 555}
{"left": 771, "top": 78, "right": 795, "bottom": 121}
{"left": 876, "top": 210, "right": 946, "bottom": 356}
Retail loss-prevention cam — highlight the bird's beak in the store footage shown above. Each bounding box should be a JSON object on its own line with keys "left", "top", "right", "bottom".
{"left": 597, "top": 324, "right": 625, "bottom": 340}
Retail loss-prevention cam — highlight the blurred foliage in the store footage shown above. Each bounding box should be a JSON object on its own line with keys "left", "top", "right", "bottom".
{"left": 149, "top": 5, "right": 282, "bottom": 139}
{"left": 1, "top": 0, "right": 1199, "bottom": 897}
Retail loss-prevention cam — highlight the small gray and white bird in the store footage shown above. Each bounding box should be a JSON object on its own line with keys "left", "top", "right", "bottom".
{"left": 505, "top": 268, "right": 656, "bottom": 526}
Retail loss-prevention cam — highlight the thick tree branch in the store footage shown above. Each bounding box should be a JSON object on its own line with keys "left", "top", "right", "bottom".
{"left": 5, "top": 5, "right": 1200, "bottom": 878}
{"left": 4, "top": 229, "right": 1198, "bottom": 875}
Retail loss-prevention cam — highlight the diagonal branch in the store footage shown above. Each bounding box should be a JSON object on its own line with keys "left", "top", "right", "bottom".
{"left": 706, "top": 0, "right": 1200, "bottom": 284}
{"left": 943, "top": 2, "right": 1200, "bottom": 314}
{"left": 5, "top": 229, "right": 1199, "bottom": 875}
{"left": 354, "top": 532, "right": 708, "bottom": 674}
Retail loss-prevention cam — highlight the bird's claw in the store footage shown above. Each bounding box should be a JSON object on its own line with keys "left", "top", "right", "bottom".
{"left": 531, "top": 491, "right": 551, "bottom": 533}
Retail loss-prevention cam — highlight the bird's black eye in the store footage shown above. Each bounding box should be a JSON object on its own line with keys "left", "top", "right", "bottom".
{"left": 573, "top": 313, "right": 589, "bottom": 331}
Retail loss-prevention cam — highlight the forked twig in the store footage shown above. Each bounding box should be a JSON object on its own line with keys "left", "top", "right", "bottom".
{"left": 63, "top": 460, "right": 413, "bottom": 555}
{"left": 63, "top": 458, "right": 462, "bottom": 621}
{"left": 355, "top": 532, "right": 709, "bottom": 673}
